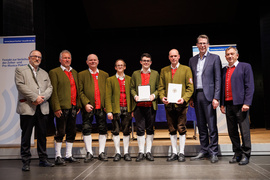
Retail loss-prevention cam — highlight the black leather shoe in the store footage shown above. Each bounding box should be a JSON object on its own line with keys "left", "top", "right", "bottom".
{"left": 84, "top": 152, "right": 94, "bottom": 163}
{"left": 113, "top": 153, "right": 121, "bottom": 161}
{"left": 98, "top": 152, "right": 108, "bottom": 161}
{"left": 190, "top": 152, "right": 206, "bottom": 161}
{"left": 229, "top": 154, "right": 241, "bottom": 163}
{"left": 136, "top": 153, "right": 145, "bottom": 162}
{"left": 167, "top": 153, "right": 178, "bottom": 162}
{"left": 65, "top": 156, "right": 80, "bottom": 163}
{"left": 55, "top": 156, "right": 66, "bottom": 166}
{"left": 239, "top": 154, "right": 249, "bottom": 165}
{"left": 39, "top": 159, "right": 55, "bottom": 167}
{"left": 146, "top": 152, "right": 154, "bottom": 161}
{"left": 22, "top": 164, "right": 30, "bottom": 171}
{"left": 178, "top": 153, "right": 186, "bottom": 162}
{"left": 124, "top": 153, "right": 132, "bottom": 161}
{"left": 210, "top": 155, "right": 219, "bottom": 163}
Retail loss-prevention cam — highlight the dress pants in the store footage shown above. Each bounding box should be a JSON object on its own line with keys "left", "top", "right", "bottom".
{"left": 20, "top": 105, "right": 48, "bottom": 164}
{"left": 133, "top": 106, "right": 156, "bottom": 136}
{"left": 225, "top": 101, "right": 251, "bottom": 158}
{"left": 54, "top": 105, "right": 77, "bottom": 142}
{"left": 194, "top": 91, "right": 219, "bottom": 155}
{"left": 111, "top": 107, "right": 132, "bottom": 136}
{"left": 82, "top": 109, "right": 107, "bottom": 135}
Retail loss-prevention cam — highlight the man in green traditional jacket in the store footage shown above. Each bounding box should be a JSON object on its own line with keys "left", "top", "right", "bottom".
{"left": 49, "top": 50, "right": 80, "bottom": 165}
{"left": 105, "top": 59, "right": 133, "bottom": 161}
{"left": 158, "top": 49, "right": 194, "bottom": 162}
{"left": 78, "top": 54, "right": 109, "bottom": 162}
{"left": 131, "top": 53, "right": 159, "bottom": 162}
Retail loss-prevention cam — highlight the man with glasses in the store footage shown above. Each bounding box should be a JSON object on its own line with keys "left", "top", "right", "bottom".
{"left": 79, "top": 54, "right": 109, "bottom": 162}
{"left": 105, "top": 59, "right": 133, "bottom": 161}
{"left": 158, "top": 49, "right": 194, "bottom": 162}
{"left": 131, "top": 53, "right": 159, "bottom": 162}
{"left": 189, "top": 35, "right": 222, "bottom": 163}
{"left": 49, "top": 50, "right": 80, "bottom": 165}
{"left": 15, "top": 50, "right": 54, "bottom": 171}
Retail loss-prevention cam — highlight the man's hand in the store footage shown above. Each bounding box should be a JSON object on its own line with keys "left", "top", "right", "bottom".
{"left": 212, "top": 99, "right": 219, "bottom": 109}
{"left": 220, "top": 105, "right": 226, "bottom": 114}
{"left": 189, "top": 98, "right": 194, "bottom": 108}
{"left": 176, "top": 98, "right": 184, "bottom": 104}
{"left": 149, "top": 94, "right": 155, "bottom": 101}
{"left": 135, "top": 96, "right": 140, "bottom": 102}
{"left": 242, "top": 104, "right": 250, "bottom": 112}
{"left": 85, "top": 104, "right": 93, "bottom": 113}
{"left": 107, "top": 113, "right": 113, "bottom": 120}
{"left": 55, "top": 109, "right": 62, "bottom": 118}
{"left": 162, "top": 97, "right": 169, "bottom": 104}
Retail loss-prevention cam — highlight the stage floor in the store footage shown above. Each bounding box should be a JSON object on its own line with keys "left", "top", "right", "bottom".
{"left": 1, "top": 128, "right": 270, "bottom": 159}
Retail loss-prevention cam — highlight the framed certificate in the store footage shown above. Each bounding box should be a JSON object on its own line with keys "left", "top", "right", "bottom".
{"left": 167, "top": 83, "right": 182, "bottom": 103}
{"left": 138, "top": 85, "right": 151, "bottom": 101}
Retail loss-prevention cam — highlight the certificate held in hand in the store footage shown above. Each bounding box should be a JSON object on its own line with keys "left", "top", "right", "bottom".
{"left": 167, "top": 83, "right": 182, "bottom": 103}
{"left": 138, "top": 85, "right": 151, "bottom": 101}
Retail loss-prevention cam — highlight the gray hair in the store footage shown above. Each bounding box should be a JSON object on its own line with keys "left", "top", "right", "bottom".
{"left": 225, "top": 46, "right": 239, "bottom": 55}
{"left": 59, "top": 50, "right": 72, "bottom": 59}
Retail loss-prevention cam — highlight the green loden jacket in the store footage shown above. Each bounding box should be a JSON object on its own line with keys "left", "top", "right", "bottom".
{"left": 130, "top": 69, "right": 159, "bottom": 111}
{"left": 49, "top": 67, "right": 80, "bottom": 112}
{"left": 158, "top": 64, "right": 194, "bottom": 107}
{"left": 78, "top": 69, "right": 109, "bottom": 109}
{"left": 105, "top": 75, "right": 133, "bottom": 113}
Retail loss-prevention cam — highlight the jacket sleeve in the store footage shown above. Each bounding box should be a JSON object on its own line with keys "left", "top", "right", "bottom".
{"left": 153, "top": 72, "right": 160, "bottom": 99}
{"left": 158, "top": 68, "right": 166, "bottom": 101}
{"left": 40, "top": 72, "right": 53, "bottom": 101}
{"left": 105, "top": 78, "right": 113, "bottom": 113}
{"left": 49, "top": 70, "right": 61, "bottom": 112}
{"left": 182, "top": 67, "right": 194, "bottom": 103}
{"left": 78, "top": 72, "right": 91, "bottom": 108}
{"left": 213, "top": 56, "right": 222, "bottom": 100}
{"left": 130, "top": 72, "right": 137, "bottom": 99}
{"left": 243, "top": 64, "right": 255, "bottom": 105}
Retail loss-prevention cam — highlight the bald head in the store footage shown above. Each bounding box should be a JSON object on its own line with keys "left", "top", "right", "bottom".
{"left": 86, "top": 54, "right": 99, "bottom": 71}
{"left": 168, "top": 49, "right": 180, "bottom": 68}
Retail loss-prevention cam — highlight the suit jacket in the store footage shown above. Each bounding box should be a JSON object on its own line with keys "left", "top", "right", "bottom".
{"left": 130, "top": 69, "right": 159, "bottom": 111}
{"left": 15, "top": 65, "right": 52, "bottom": 115}
{"left": 221, "top": 62, "right": 254, "bottom": 106}
{"left": 49, "top": 67, "right": 80, "bottom": 112}
{"left": 189, "top": 53, "right": 222, "bottom": 102}
{"left": 78, "top": 69, "right": 109, "bottom": 109}
{"left": 105, "top": 75, "right": 132, "bottom": 113}
{"left": 158, "top": 64, "right": 194, "bottom": 107}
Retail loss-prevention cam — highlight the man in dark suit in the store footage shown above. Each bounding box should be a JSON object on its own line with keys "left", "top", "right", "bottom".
{"left": 15, "top": 50, "right": 54, "bottom": 171}
{"left": 220, "top": 47, "right": 254, "bottom": 165}
{"left": 189, "top": 35, "right": 222, "bottom": 163}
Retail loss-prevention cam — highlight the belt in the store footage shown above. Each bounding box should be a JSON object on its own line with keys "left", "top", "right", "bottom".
{"left": 196, "top": 89, "right": 203, "bottom": 92}
{"left": 19, "top": 99, "right": 27, "bottom": 102}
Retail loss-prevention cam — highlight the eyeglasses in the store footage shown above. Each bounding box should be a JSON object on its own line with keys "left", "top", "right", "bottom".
{"left": 30, "top": 55, "right": 42, "bottom": 59}
{"left": 141, "top": 60, "right": 151, "bottom": 63}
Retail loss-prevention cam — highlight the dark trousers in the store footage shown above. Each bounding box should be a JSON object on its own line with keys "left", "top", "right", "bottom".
{"left": 225, "top": 101, "right": 251, "bottom": 158}
{"left": 111, "top": 107, "right": 132, "bottom": 136}
{"left": 82, "top": 109, "right": 107, "bottom": 135}
{"left": 194, "top": 91, "right": 219, "bottom": 155}
{"left": 20, "top": 106, "right": 48, "bottom": 164}
{"left": 165, "top": 104, "right": 187, "bottom": 135}
{"left": 54, "top": 105, "right": 77, "bottom": 142}
{"left": 134, "top": 106, "right": 156, "bottom": 136}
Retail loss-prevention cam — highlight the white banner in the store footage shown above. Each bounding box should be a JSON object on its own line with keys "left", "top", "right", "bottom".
{"left": 0, "top": 36, "right": 36, "bottom": 146}
{"left": 192, "top": 44, "right": 237, "bottom": 133}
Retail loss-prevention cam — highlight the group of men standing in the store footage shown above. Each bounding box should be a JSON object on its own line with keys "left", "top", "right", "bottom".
{"left": 15, "top": 34, "right": 254, "bottom": 172}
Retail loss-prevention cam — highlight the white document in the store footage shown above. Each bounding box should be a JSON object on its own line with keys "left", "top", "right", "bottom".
{"left": 167, "top": 83, "right": 182, "bottom": 103}
{"left": 138, "top": 85, "right": 151, "bottom": 101}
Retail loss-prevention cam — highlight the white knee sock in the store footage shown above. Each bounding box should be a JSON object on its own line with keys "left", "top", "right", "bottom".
{"left": 83, "top": 135, "right": 93, "bottom": 154}
{"left": 179, "top": 134, "right": 186, "bottom": 154}
{"left": 99, "top": 134, "right": 107, "bottom": 154}
{"left": 123, "top": 135, "right": 130, "bottom": 154}
{"left": 137, "top": 135, "right": 145, "bottom": 153}
{"left": 170, "top": 134, "right": 178, "bottom": 154}
{"left": 113, "top": 135, "right": 121, "bottom": 154}
{"left": 55, "top": 142, "right": 62, "bottom": 159}
{"left": 146, "top": 134, "right": 154, "bottom": 153}
{"left": 65, "top": 142, "right": 73, "bottom": 158}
